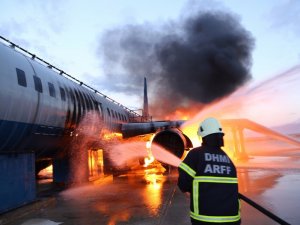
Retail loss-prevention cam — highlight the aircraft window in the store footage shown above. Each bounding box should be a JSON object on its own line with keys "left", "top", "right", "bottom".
{"left": 107, "top": 108, "right": 111, "bottom": 117}
{"left": 48, "top": 82, "right": 56, "bottom": 97}
{"left": 33, "top": 76, "right": 43, "bottom": 93}
{"left": 16, "top": 68, "right": 27, "bottom": 87}
{"left": 60, "top": 87, "right": 66, "bottom": 101}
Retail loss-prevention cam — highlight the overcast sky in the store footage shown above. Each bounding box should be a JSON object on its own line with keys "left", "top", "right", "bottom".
{"left": 1, "top": 0, "right": 299, "bottom": 115}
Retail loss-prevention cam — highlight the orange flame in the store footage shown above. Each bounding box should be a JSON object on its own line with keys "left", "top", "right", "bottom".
{"left": 102, "top": 130, "right": 122, "bottom": 140}
{"left": 163, "top": 103, "right": 205, "bottom": 120}
{"left": 144, "top": 155, "right": 155, "bottom": 167}
{"left": 143, "top": 141, "right": 155, "bottom": 167}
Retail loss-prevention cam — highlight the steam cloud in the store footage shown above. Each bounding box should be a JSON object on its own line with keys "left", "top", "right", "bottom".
{"left": 99, "top": 10, "right": 255, "bottom": 118}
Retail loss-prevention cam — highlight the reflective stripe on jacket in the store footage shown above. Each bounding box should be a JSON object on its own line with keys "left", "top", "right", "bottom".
{"left": 178, "top": 146, "right": 240, "bottom": 224}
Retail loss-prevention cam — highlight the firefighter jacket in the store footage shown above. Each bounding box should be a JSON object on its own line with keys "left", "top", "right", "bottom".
{"left": 178, "top": 145, "right": 241, "bottom": 224}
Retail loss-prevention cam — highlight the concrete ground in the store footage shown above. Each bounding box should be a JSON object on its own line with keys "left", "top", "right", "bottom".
{"left": 1, "top": 157, "right": 299, "bottom": 225}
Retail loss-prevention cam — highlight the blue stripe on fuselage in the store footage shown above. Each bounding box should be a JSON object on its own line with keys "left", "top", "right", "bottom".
{"left": 0, "top": 119, "right": 63, "bottom": 153}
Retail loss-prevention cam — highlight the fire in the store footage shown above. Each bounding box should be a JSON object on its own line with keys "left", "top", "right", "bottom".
{"left": 88, "top": 149, "right": 104, "bottom": 179}
{"left": 38, "top": 164, "right": 53, "bottom": 178}
{"left": 181, "top": 121, "right": 241, "bottom": 161}
{"left": 102, "top": 130, "right": 122, "bottom": 140}
{"left": 143, "top": 171, "right": 166, "bottom": 216}
{"left": 143, "top": 141, "right": 155, "bottom": 167}
{"left": 144, "top": 155, "right": 155, "bottom": 167}
{"left": 144, "top": 173, "right": 161, "bottom": 190}
{"left": 163, "top": 103, "right": 204, "bottom": 121}
{"left": 181, "top": 123, "right": 201, "bottom": 146}
{"left": 164, "top": 109, "right": 191, "bottom": 120}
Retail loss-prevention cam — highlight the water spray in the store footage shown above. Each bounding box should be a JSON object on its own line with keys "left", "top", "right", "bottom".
{"left": 109, "top": 141, "right": 291, "bottom": 224}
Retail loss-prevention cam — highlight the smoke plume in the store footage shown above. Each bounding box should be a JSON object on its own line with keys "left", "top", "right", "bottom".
{"left": 99, "top": 9, "right": 255, "bottom": 118}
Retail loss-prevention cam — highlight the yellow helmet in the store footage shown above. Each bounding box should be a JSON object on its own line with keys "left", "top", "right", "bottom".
{"left": 197, "top": 117, "right": 223, "bottom": 138}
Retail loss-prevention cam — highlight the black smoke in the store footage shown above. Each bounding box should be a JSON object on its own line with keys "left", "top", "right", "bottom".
{"left": 98, "top": 10, "right": 255, "bottom": 117}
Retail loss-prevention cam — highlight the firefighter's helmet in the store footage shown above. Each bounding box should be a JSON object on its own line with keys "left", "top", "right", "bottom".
{"left": 197, "top": 117, "right": 224, "bottom": 138}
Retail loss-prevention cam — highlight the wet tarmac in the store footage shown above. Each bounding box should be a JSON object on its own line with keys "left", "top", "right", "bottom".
{"left": 1, "top": 157, "right": 300, "bottom": 225}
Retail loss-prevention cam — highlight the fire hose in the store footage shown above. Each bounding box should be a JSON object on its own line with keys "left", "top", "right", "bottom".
{"left": 150, "top": 147, "right": 291, "bottom": 224}
{"left": 238, "top": 193, "right": 290, "bottom": 225}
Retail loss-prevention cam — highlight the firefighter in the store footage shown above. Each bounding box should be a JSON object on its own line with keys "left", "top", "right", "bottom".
{"left": 178, "top": 117, "right": 241, "bottom": 225}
